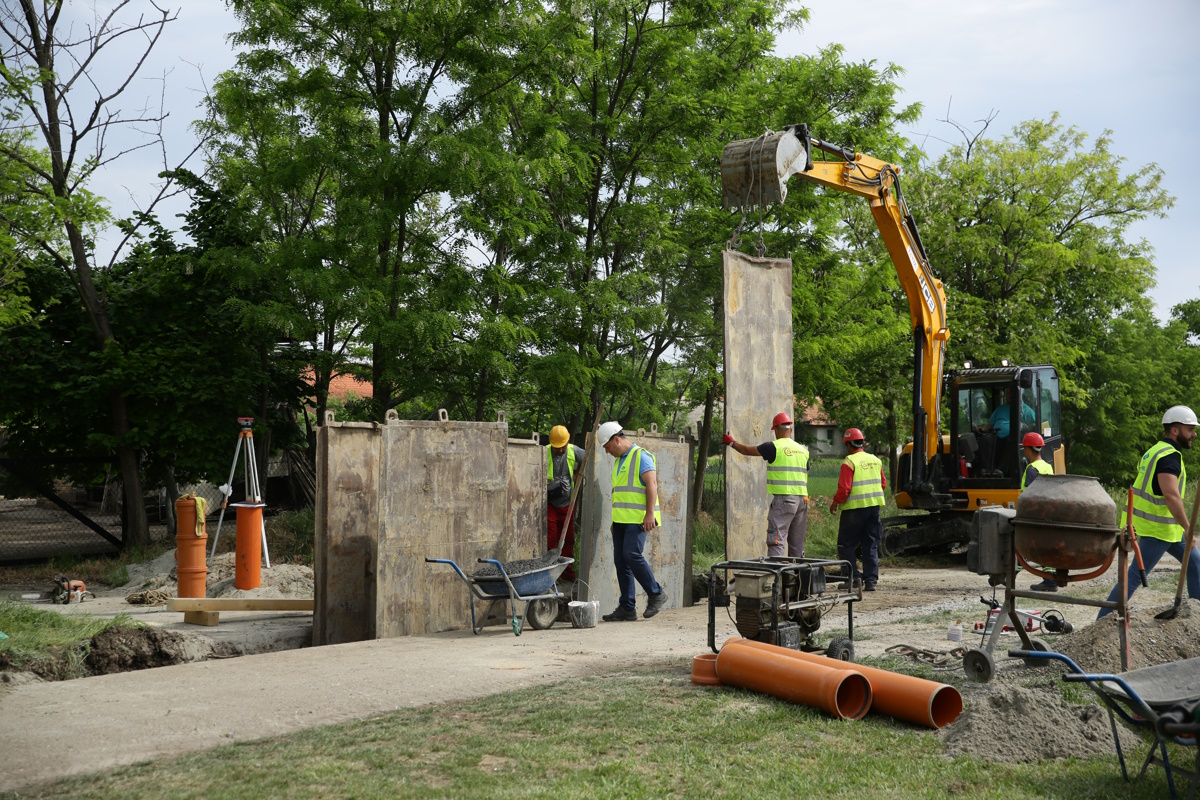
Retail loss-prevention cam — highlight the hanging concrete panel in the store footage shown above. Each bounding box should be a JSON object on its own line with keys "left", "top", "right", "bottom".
{"left": 723, "top": 249, "right": 794, "bottom": 562}
{"left": 577, "top": 428, "right": 692, "bottom": 615}
{"left": 313, "top": 417, "right": 381, "bottom": 646}
{"left": 505, "top": 434, "right": 546, "bottom": 558}
{"left": 376, "top": 410, "right": 509, "bottom": 638}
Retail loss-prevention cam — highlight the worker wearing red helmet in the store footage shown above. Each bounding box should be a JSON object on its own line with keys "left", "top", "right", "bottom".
{"left": 829, "top": 427, "right": 886, "bottom": 591}
{"left": 724, "top": 411, "right": 810, "bottom": 557}
{"left": 1021, "top": 431, "right": 1058, "bottom": 592}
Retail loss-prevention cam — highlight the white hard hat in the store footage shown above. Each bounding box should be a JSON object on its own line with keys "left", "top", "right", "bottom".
{"left": 597, "top": 421, "right": 623, "bottom": 446}
{"left": 1163, "top": 405, "right": 1199, "bottom": 426}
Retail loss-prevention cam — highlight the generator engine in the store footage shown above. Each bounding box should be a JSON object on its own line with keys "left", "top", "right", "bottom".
{"left": 732, "top": 566, "right": 826, "bottom": 650}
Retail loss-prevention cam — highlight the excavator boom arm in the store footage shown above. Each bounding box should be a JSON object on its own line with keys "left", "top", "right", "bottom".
{"left": 721, "top": 125, "right": 949, "bottom": 494}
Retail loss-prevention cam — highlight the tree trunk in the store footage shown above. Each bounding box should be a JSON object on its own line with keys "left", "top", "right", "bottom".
{"left": 884, "top": 395, "right": 899, "bottom": 491}
{"left": 691, "top": 380, "right": 717, "bottom": 519}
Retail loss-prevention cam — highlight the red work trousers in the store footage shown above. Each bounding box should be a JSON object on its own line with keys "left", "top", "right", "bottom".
{"left": 547, "top": 504, "right": 577, "bottom": 581}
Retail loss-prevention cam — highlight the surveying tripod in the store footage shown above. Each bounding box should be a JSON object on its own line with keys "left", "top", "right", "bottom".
{"left": 208, "top": 417, "right": 271, "bottom": 567}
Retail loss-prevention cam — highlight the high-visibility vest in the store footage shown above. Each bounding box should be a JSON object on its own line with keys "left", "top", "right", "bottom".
{"left": 546, "top": 444, "right": 576, "bottom": 481}
{"left": 1126, "top": 441, "right": 1188, "bottom": 543}
{"left": 611, "top": 445, "right": 662, "bottom": 525}
{"left": 767, "top": 438, "right": 809, "bottom": 496}
{"left": 841, "top": 450, "right": 885, "bottom": 510}
{"left": 1020, "top": 459, "right": 1054, "bottom": 491}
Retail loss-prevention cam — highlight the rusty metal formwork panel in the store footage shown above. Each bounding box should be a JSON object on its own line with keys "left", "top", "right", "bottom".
{"left": 313, "top": 416, "right": 381, "bottom": 646}
{"left": 376, "top": 410, "right": 510, "bottom": 638}
{"left": 577, "top": 428, "right": 692, "bottom": 615}
{"left": 504, "top": 434, "right": 546, "bottom": 558}
{"left": 723, "top": 249, "right": 794, "bottom": 562}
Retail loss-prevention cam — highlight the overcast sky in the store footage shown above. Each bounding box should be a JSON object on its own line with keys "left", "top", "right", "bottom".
{"left": 85, "top": 0, "right": 1197, "bottom": 320}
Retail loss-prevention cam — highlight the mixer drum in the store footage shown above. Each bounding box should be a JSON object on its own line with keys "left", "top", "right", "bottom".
{"left": 1012, "top": 474, "right": 1119, "bottom": 570}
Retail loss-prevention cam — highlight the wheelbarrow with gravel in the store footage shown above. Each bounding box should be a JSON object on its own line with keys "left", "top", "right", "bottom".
{"left": 425, "top": 554, "right": 573, "bottom": 636}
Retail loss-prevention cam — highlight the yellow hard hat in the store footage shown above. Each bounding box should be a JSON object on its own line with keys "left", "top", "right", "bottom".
{"left": 549, "top": 425, "right": 570, "bottom": 448}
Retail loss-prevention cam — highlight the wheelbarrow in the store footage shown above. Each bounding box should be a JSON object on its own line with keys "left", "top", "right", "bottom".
{"left": 1012, "top": 649, "right": 1200, "bottom": 799}
{"left": 426, "top": 555, "right": 573, "bottom": 636}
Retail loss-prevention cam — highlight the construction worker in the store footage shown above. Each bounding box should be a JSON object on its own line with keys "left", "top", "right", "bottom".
{"left": 1099, "top": 405, "right": 1199, "bottom": 617}
{"left": 596, "top": 422, "right": 668, "bottom": 622}
{"left": 828, "top": 428, "right": 886, "bottom": 591}
{"left": 546, "top": 425, "right": 585, "bottom": 581}
{"left": 723, "top": 412, "right": 810, "bottom": 557}
{"left": 1021, "top": 431, "right": 1058, "bottom": 592}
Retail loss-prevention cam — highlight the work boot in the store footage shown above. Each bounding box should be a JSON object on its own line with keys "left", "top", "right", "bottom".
{"left": 1030, "top": 579, "right": 1057, "bottom": 593}
{"left": 602, "top": 606, "right": 637, "bottom": 622}
{"left": 864, "top": 583, "right": 877, "bottom": 592}
{"left": 644, "top": 590, "right": 669, "bottom": 618}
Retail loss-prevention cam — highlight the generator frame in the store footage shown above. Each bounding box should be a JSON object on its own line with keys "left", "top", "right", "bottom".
{"left": 707, "top": 556, "right": 859, "bottom": 654}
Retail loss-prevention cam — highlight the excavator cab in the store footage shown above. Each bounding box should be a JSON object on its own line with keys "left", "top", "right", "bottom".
{"left": 945, "top": 365, "right": 1063, "bottom": 503}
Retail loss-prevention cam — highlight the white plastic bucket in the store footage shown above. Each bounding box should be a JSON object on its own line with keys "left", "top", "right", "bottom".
{"left": 568, "top": 600, "right": 599, "bottom": 629}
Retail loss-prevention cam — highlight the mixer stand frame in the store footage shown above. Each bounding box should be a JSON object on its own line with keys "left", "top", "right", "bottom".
{"left": 965, "top": 532, "right": 1130, "bottom": 682}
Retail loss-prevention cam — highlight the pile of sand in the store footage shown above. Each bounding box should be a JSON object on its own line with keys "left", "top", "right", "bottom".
{"left": 123, "top": 551, "right": 314, "bottom": 600}
{"left": 940, "top": 684, "right": 1140, "bottom": 762}
{"left": 1057, "top": 599, "right": 1200, "bottom": 672}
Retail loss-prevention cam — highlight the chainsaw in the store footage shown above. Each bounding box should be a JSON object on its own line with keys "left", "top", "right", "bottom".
{"left": 52, "top": 575, "right": 93, "bottom": 604}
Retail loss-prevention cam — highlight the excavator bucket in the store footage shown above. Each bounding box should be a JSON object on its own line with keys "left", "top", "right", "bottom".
{"left": 720, "top": 124, "right": 812, "bottom": 211}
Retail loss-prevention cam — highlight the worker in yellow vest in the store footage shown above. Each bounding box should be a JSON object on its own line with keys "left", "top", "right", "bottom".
{"left": 596, "top": 421, "right": 667, "bottom": 622}
{"left": 829, "top": 428, "right": 886, "bottom": 591}
{"left": 1021, "top": 431, "right": 1059, "bottom": 592}
{"left": 1099, "top": 405, "right": 1198, "bottom": 618}
{"left": 546, "top": 425, "right": 585, "bottom": 581}
{"left": 724, "top": 411, "right": 810, "bottom": 557}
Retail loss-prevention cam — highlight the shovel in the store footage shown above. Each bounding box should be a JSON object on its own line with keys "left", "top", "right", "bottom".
{"left": 1155, "top": 482, "right": 1200, "bottom": 620}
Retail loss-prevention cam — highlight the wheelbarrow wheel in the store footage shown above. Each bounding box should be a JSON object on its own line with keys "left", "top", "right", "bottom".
{"left": 963, "top": 647, "right": 995, "bottom": 683}
{"left": 527, "top": 598, "right": 558, "bottom": 630}
{"left": 1022, "top": 638, "right": 1054, "bottom": 667}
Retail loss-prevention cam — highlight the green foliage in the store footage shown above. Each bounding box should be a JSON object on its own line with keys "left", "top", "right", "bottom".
{"left": 0, "top": 601, "right": 136, "bottom": 677}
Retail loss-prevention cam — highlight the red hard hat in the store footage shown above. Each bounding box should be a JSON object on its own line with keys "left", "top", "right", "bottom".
{"left": 1022, "top": 432, "right": 1045, "bottom": 448}
{"left": 772, "top": 412, "right": 793, "bottom": 428}
{"left": 843, "top": 427, "right": 865, "bottom": 443}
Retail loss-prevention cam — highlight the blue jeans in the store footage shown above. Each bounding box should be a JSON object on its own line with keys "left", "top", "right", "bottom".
{"left": 612, "top": 522, "right": 662, "bottom": 610}
{"left": 837, "top": 507, "right": 882, "bottom": 587}
{"left": 1097, "top": 536, "right": 1200, "bottom": 618}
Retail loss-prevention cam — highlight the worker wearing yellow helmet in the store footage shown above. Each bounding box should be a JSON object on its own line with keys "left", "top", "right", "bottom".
{"left": 546, "top": 425, "right": 585, "bottom": 581}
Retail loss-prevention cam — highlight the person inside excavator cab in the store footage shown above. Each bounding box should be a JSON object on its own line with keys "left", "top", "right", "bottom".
{"left": 975, "top": 386, "right": 1035, "bottom": 477}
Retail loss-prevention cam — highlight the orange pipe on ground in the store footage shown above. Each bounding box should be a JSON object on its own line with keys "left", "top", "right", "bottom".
{"left": 723, "top": 638, "right": 962, "bottom": 729}
{"left": 174, "top": 496, "right": 207, "bottom": 598}
{"left": 691, "top": 653, "right": 721, "bottom": 686}
{"left": 715, "top": 639, "right": 872, "bottom": 720}
{"left": 234, "top": 503, "right": 263, "bottom": 590}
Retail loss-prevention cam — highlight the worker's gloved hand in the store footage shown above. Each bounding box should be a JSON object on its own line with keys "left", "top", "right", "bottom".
{"left": 722, "top": 433, "right": 734, "bottom": 446}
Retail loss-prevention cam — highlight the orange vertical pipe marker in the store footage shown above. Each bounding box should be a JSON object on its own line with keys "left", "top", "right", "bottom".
{"left": 234, "top": 503, "right": 263, "bottom": 590}
{"left": 174, "top": 496, "right": 207, "bottom": 598}
{"left": 725, "top": 638, "right": 962, "bottom": 728}
{"left": 715, "top": 638, "right": 872, "bottom": 720}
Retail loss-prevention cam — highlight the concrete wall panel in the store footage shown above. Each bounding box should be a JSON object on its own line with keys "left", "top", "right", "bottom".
{"left": 313, "top": 419, "right": 381, "bottom": 646}
{"left": 505, "top": 435, "right": 546, "bottom": 559}
{"left": 723, "top": 250, "right": 793, "bottom": 561}
{"left": 577, "top": 429, "right": 691, "bottom": 614}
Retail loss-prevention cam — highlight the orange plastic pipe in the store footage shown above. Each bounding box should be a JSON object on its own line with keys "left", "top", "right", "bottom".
{"left": 174, "top": 496, "right": 207, "bottom": 598}
{"left": 715, "top": 638, "right": 872, "bottom": 720}
{"left": 234, "top": 503, "right": 263, "bottom": 590}
{"left": 724, "top": 638, "right": 962, "bottom": 729}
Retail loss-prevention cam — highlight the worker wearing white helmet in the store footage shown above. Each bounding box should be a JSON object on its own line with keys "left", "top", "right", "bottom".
{"left": 596, "top": 421, "right": 667, "bottom": 622}
{"left": 1099, "top": 405, "right": 1199, "bottom": 617}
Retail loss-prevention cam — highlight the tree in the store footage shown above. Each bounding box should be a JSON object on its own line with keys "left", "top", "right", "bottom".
{"left": 0, "top": 1, "right": 190, "bottom": 547}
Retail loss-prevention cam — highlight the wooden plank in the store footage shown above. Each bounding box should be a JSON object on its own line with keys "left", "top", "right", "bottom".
{"left": 723, "top": 250, "right": 793, "bottom": 561}
{"left": 167, "top": 598, "right": 314, "bottom": 611}
{"left": 183, "top": 611, "right": 219, "bottom": 626}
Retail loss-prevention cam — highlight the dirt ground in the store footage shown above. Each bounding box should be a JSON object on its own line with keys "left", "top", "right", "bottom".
{"left": 0, "top": 555, "right": 1193, "bottom": 791}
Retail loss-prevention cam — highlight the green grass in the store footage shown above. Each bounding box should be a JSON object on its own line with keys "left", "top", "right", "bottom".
{"left": 5, "top": 664, "right": 1173, "bottom": 799}
{"left": 0, "top": 601, "right": 137, "bottom": 678}
{"left": 0, "top": 541, "right": 174, "bottom": 590}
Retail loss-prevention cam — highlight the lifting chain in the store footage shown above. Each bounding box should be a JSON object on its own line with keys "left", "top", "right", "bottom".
{"left": 727, "top": 129, "right": 773, "bottom": 258}
{"left": 884, "top": 643, "right": 967, "bottom": 666}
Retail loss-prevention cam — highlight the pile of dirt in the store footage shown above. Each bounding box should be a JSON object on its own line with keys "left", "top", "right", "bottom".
{"left": 86, "top": 626, "right": 187, "bottom": 675}
{"left": 124, "top": 552, "right": 314, "bottom": 601}
{"left": 940, "top": 684, "right": 1140, "bottom": 762}
{"left": 1057, "top": 599, "right": 1200, "bottom": 672}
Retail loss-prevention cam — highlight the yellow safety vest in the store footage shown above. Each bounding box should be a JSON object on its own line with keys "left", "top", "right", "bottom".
{"left": 766, "top": 438, "right": 809, "bottom": 497}
{"left": 611, "top": 445, "right": 662, "bottom": 525}
{"left": 1126, "top": 440, "right": 1188, "bottom": 543}
{"left": 1020, "top": 459, "right": 1054, "bottom": 491}
{"left": 842, "top": 450, "right": 884, "bottom": 510}
{"left": 546, "top": 444, "right": 576, "bottom": 481}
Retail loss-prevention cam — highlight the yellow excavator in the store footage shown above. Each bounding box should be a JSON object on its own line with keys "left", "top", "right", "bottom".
{"left": 720, "top": 124, "right": 1065, "bottom": 554}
